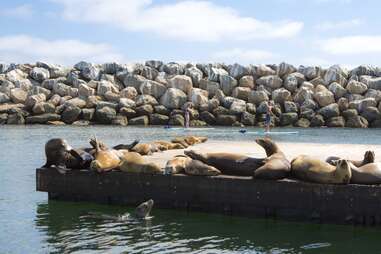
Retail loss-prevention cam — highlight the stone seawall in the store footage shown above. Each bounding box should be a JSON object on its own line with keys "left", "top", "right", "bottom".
{"left": 0, "top": 61, "right": 381, "bottom": 127}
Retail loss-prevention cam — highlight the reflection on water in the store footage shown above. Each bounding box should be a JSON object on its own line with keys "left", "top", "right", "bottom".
{"left": 1, "top": 126, "right": 381, "bottom": 253}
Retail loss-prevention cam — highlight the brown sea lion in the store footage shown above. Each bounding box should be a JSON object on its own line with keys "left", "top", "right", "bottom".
{"left": 164, "top": 155, "right": 189, "bottom": 174}
{"left": 119, "top": 152, "right": 163, "bottom": 174}
{"left": 326, "top": 151, "right": 375, "bottom": 167}
{"left": 184, "top": 150, "right": 264, "bottom": 176}
{"left": 165, "top": 155, "right": 221, "bottom": 176}
{"left": 291, "top": 156, "right": 351, "bottom": 184}
{"left": 153, "top": 141, "right": 186, "bottom": 151}
{"left": 131, "top": 143, "right": 160, "bottom": 155}
{"left": 89, "top": 138, "right": 128, "bottom": 172}
{"left": 348, "top": 163, "right": 381, "bottom": 185}
{"left": 171, "top": 135, "right": 208, "bottom": 147}
{"left": 253, "top": 138, "right": 291, "bottom": 180}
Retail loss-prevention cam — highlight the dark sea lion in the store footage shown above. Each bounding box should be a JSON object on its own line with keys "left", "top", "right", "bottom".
{"left": 253, "top": 138, "right": 291, "bottom": 180}
{"left": 184, "top": 150, "right": 264, "bottom": 176}
{"left": 291, "top": 156, "right": 351, "bottom": 184}
{"left": 43, "top": 138, "right": 77, "bottom": 173}
{"left": 119, "top": 152, "right": 163, "bottom": 174}
{"left": 349, "top": 163, "right": 381, "bottom": 184}
{"left": 65, "top": 149, "right": 94, "bottom": 169}
{"left": 326, "top": 151, "right": 375, "bottom": 167}
{"left": 112, "top": 139, "right": 140, "bottom": 151}
{"left": 88, "top": 199, "right": 154, "bottom": 221}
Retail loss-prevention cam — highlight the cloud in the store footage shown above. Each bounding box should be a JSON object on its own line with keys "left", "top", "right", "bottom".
{"left": 0, "top": 35, "right": 124, "bottom": 65}
{"left": 52, "top": 0, "right": 303, "bottom": 42}
{"left": 211, "top": 48, "right": 276, "bottom": 64}
{"left": 319, "top": 36, "right": 381, "bottom": 55}
{"left": 315, "top": 19, "right": 363, "bottom": 31}
{"left": 0, "top": 4, "right": 34, "bottom": 18}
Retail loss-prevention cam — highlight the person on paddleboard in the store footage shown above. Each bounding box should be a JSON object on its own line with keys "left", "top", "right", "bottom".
{"left": 265, "top": 100, "right": 274, "bottom": 133}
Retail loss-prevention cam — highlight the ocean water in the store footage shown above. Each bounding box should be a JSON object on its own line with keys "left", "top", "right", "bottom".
{"left": 0, "top": 125, "right": 381, "bottom": 254}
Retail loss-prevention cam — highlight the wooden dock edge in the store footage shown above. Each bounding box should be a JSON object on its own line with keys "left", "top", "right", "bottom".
{"left": 36, "top": 168, "right": 381, "bottom": 226}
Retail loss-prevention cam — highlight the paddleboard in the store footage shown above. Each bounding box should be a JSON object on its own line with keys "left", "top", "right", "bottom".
{"left": 165, "top": 127, "right": 215, "bottom": 131}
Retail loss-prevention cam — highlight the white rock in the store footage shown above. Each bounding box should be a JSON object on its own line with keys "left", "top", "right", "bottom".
{"left": 168, "top": 75, "right": 193, "bottom": 94}
{"left": 160, "top": 88, "right": 187, "bottom": 109}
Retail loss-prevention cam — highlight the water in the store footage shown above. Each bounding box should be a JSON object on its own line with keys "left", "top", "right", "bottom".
{"left": 0, "top": 125, "right": 381, "bottom": 254}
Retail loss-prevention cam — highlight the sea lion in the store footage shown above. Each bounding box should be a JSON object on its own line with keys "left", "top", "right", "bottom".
{"left": 131, "top": 143, "right": 160, "bottom": 155}
{"left": 171, "top": 136, "right": 208, "bottom": 147}
{"left": 253, "top": 138, "right": 291, "bottom": 180}
{"left": 164, "top": 155, "right": 189, "bottom": 174}
{"left": 348, "top": 163, "right": 381, "bottom": 184}
{"left": 89, "top": 138, "right": 128, "bottom": 172}
{"left": 119, "top": 152, "right": 163, "bottom": 174}
{"left": 153, "top": 141, "right": 185, "bottom": 151}
{"left": 65, "top": 149, "right": 94, "bottom": 169}
{"left": 326, "top": 151, "right": 375, "bottom": 167}
{"left": 88, "top": 199, "right": 154, "bottom": 221}
{"left": 112, "top": 139, "right": 140, "bottom": 151}
{"left": 165, "top": 155, "right": 221, "bottom": 176}
{"left": 291, "top": 156, "right": 351, "bottom": 184}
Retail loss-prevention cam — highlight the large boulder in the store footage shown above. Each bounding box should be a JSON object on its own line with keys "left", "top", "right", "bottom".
{"left": 161, "top": 62, "right": 184, "bottom": 75}
{"left": 294, "top": 87, "right": 313, "bottom": 105}
{"left": 248, "top": 90, "right": 269, "bottom": 105}
{"left": 277, "top": 62, "right": 296, "bottom": 78}
{"left": 207, "top": 67, "right": 228, "bottom": 82}
{"left": 240, "top": 111, "right": 255, "bottom": 126}
{"left": 74, "top": 61, "right": 100, "bottom": 80}
{"left": 327, "top": 116, "right": 345, "bottom": 127}
{"left": 310, "top": 114, "right": 325, "bottom": 127}
{"left": 149, "top": 113, "right": 169, "bottom": 125}
{"left": 160, "top": 88, "right": 187, "bottom": 109}
{"left": 135, "top": 104, "right": 154, "bottom": 116}
{"left": 298, "top": 65, "right": 321, "bottom": 80}
{"left": 360, "top": 106, "right": 381, "bottom": 122}
{"left": 219, "top": 75, "right": 238, "bottom": 96}
{"left": 346, "top": 115, "right": 368, "bottom": 128}
{"left": 141, "top": 66, "right": 159, "bottom": 80}
{"left": 283, "top": 75, "right": 298, "bottom": 93}
{"left": 272, "top": 88, "right": 291, "bottom": 104}
{"left": 135, "top": 95, "right": 159, "bottom": 106}
{"left": 169, "top": 114, "right": 185, "bottom": 126}
{"left": 0, "top": 92, "right": 10, "bottom": 103}
{"left": 111, "top": 115, "right": 128, "bottom": 126}
{"left": 232, "top": 87, "right": 251, "bottom": 101}
{"left": 349, "top": 98, "right": 377, "bottom": 112}
{"left": 280, "top": 112, "right": 298, "bottom": 126}
{"left": 199, "top": 80, "right": 220, "bottom": 98}
{"left": 82, "top": 108, "right": 95, "bottom": 121}
{"left": 78, "top": 84, "right": 95, "bottom": 98}
{"left": 168, "top": 75, "right": 193, "bottom": 94}
{"left": 52, "top": 83, "right": 72, "bottom": 97}
{"left": 229, "top": 99, "right": 246, "bottom": 115}
{"left": 32, "top": 102, "right": 55, "bottom": 115}
{"left": 314, "top": 88, "right": 335, "bottom": 107}
{"left": 200, "top": 111, "right": 216, "bottom": 125}
{"left": 328, "top": 82, "right": 347, "bottom": 99}
{"left": 185, "top": 66, "right": 203, "bottom": 86}
{"left": 10, "top": 88, "right": 27, "bottom": 104}
{"left": 284, "top": 101, "right": 298, "bottom": 113}
{"left": 324, "top": 65, "right": 348, "bottom": 86}
{"left": 119, "top": 98, "right": 136, "bottom": 109}
{"left": 25, "top": 113, "right": 60, "bottom": 124}
{"left": 296, "top": 118, "right": 310, "bottom": 128}
{"left": 190, "top": 88, "right": 208, "bottom": 108}
{"left": 30, "top": 67, "right": 50, "bottom": 82}
{"left": 228, "top": 63, "right": 249, "bottom": 79}
{"left": 122, "top": 74, "right": 146, "bottom": 90}
{"left": 61, "top": 105, "right": 81, "bottom": 124}
{"left": 139, "top": 80, "right": 167, "bottom": 99}
{"left": 252, "top": 64, "right": 276, "bottom": 77}
{"left": 95, "top": 106, "right": 116, "bottom": 124}
{"left": 129, "top": 115, "right": 149, "bottom": 125}
{"left": 216, "top": 114, "right": 237, "bottom": 126}
{"left": 367, "top": 77, "right": 381, "bottom": 90}
{"left": 7, "top": 113, "right": 25, "bottom": 125}
{"left": 97, "top": 80, "right": 119, "bottom": 96}
{"left": 64, "top": 98, "right": 86, "bottom": 108}
{"left": 346, "top": 80, "right": 368, "bottom": 94}
{"left": 239, "top": 75, "right": 255, "bottom": 89}
{"left": 318, "top": 103, "right": 340, "bottom": 119}
{"left": 120, "top": 87, "right": 138, "bottom": 100}
{"left": 256, "top": 75, "right": 283, "bottom": 90}
{"left": 145, "top": 60, "right": 163, "bottom": 70}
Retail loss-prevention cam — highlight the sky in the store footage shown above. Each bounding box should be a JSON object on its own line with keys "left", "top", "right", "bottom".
{"left": 0, "top": 0, "right": 380, "bottom": 67}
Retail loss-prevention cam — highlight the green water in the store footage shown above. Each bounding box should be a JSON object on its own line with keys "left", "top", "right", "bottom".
{"left": 0, "top": 126, "right": 381, "bottom": 253}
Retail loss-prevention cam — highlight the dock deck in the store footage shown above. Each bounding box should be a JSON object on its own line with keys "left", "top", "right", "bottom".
{"left": 36, "top": 167, "right": 381, "bottom": 226}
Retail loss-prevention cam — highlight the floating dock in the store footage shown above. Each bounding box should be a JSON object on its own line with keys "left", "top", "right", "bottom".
{"left": 36, "top": 168, "right": 381, "bottom": 226}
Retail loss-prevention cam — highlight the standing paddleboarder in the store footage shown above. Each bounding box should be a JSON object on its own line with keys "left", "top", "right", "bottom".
{"left": 265, "top": 101, "right": 273, "bottom": 133}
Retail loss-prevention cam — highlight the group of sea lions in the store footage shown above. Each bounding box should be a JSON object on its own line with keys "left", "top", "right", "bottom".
{"left": 42, "top": 136, "right": 381, "bottom": 185}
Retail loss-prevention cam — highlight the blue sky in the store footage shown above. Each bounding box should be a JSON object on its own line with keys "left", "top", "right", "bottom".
{"left": 0, "top": 0, "right": 380, "bottom": 67}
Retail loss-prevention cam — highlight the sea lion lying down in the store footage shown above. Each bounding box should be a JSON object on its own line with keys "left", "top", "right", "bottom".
{"left": 165, "top": 155, "right": 221, "bottom": 176}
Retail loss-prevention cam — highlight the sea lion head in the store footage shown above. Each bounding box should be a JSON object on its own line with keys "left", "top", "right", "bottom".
{"left": 255, "top": 138, "right": 278, "bottom": 156}
{"left": 364, "top": 151, "right": 375, "bottom": 164}
{"left": 44, "top": 138, "right": 73, "bottom": 167}
{"left": 336, "top": 159, "right": 352, "bottom": 184}
{"left": 134, "top": 199, "right": 154, "bottom": 219}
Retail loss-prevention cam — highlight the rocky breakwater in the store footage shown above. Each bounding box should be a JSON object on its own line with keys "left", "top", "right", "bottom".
{"left": 0, "top": 61, "right": 381, "bottom": 128}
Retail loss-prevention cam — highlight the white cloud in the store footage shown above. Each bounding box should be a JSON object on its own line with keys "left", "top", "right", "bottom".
{"left": 211, "top": 48, "right": 276, "bottom": 64}
{"left": 52, "top": 0, "right": 303, "bottom": 42}
{"left": 319, "top": 36, "right": 381, "bottom": 55}
{"left": 0, "top": 4, "right": 33, "bottom": 18}
{"left": 315, "top": 19, "right": 363, "bottom": 31}
{"left": 0, "top": 35, "right": 124, "bottom": 65}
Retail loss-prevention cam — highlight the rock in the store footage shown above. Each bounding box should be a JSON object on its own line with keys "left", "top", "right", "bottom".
{"left": 104, "top": 91, "right": 120, "bottom": 102}
{"left": 0, "top": 92, "right": 10, "bottom": 103}
{"left": 123, "top": 74, "right": 147, "bottom": 90}
{"left": 229, "top": 99, "right": 246, "bottom": 115}
{"left": 365, "top": 89, "right": 381, "bottom": 103}
{"left": 346, "top": 80, "right": 367, "bottom": 94}
{"left": 300, "top": 81, "right": 314, "bottom": 90}
{"left": 52, "top": 82, "right": 71, "bottom": 97}
{"left": 342, "top": 109, "right": 358, "bottom": 118}
{"left": 207, "top": 98, "right": 220, "bottom": 112}
{"left": 314, "top": 88, "right": 335, "bottom": 107}
{"left": 61, "top": 105, "right": 81, "bottom": 124}
{"left": 120, "top": 87, "right": 138, "bottom": 100}
{"left": 283, "top": 75, "right": 298, "bottom": 93}
{"left": 0, "top": 103, "right": 24, "bottom": 114}
{"left": 141, "top": 66, "right": 159, "bottom": 80}
{"left": 135, "top": 104, "right": 154, "bottom": 116}
{"left": 78, "top": 84, "right": 95, "bottom": 98}
{"left": 119, "top": 107, "right": 136, "bottom": 118}
{"left": 346, "top": 115, "right": 368, "bottom": 128}
{"left": 82, "top": 108, "right": 95, "bottom": 121}
{"left": 337, "top": 97, "right": 349, "bottom": 112}
{"left": 111, "top": 115, "right": 128, "bottom": 126}
{"left": 232, "top": 87, "right": 251, "bottom": 101}
{"left": 216, "top": 114, "right": 237, "bottom": 126}
{"left": 219, "top": 75, "right": 238, "bottom": 96}
{"left": 168, "top": 114, "right": 185, "bottom": 126}
{"left": 327, "top": 116, "right": 345, "bottom": 127}
{"left": 277, "top": 62, "right": 296, "bottom": 77}
{"left": 300, "top": 109, "right": 315, "bottom": 120}
{"left": 64, "top": 97, "right": 86, "bottom": 108}
{"left": 0, "top": 79, "right": 15, "bottom": 96}
{"left": 294, "top": 87, "right": 313, "bottom": 105}
{"left": 360, "top": 107, "right": 381, "bottom": 122}
{"left": 25, "top": 113, "right": 60, "bottom": 124}
{"left": 30, "top": 67, "right": 50, "bottom": 82}
{"left": 256, "top": 75, "right": 283, "bottom": 90}
{"left": 328, "top": 82, "right": 347, "bottom": 99}
{"left": 167, "top": 75, "right": 193, "bottom": 94}
{"left": 371, "top": 119, "right": 381, "bottom": 128}
{"left": 154, "top": 105, "right": 170, "bottom": 116}
{"left": 118, "top": 98, "right": 135, "bottom": 109}
{"left": 199, "top": 80, "right": 220, "bottom": 98}
{"left": 145, "top": 60, "right": 163, "bottom": 70}
{"left": 324, "top": 65, "right": 348, "bottom": 86}
{"left": 0, "top": 113, "right": 8, "bottom": 124}
{"left": 97, "top": 80, "right": 118, "bottom": 96}
{"left": 150, "top": 113, "right": 169, "bottom": 125}
{"left": 102, "top": 62, "right": 124, "bottom": 74}
{"left": 284, "top": 101, "right": 298, "bottom": 113}
{"left": 207, "top": 67, "right": 228, "bottom": 82}
{"left": 351, "top": 65, "right": 377, "bottom": 76}
{"left": 190, "top": 88, "right": 208, "bottom": 108}
{"left": 95, "top": 106, "right": 116, "bottom": 124}
{"left": 318, "top": 103, "right": 340, "bottom": 119}
{"left": 349, "top": 98, "right": 377, "bottom": 112}
{"left": 136, "top": 95, "right": 159, "bottom": 106}
{"left": 296, "top": 118, "right": 310, "bottom": 128}
{"left": 298, "top": 66, "right": 321, "bottom": 80}
{"left": 200, "top": 111, "right": 216, "bottom": 124}
{"left": 189, "top": 120, "right": 207, "bottom": 127}
{"left": 280, "top": 112, "right": 298, "bottom": 126}
{"left": 185, "top": 66, "right": 203, "bottom": 86}
{"left": 32, "top": 102, "right": 55, "bottom": 114}
{"left": 128, "top": 115, "right": 148, "bottom": 125}
{"left": 239, "top": 75, "right": 255, "bottom": 89}
{"left": 248, "top": 90, "right": 269, "bottom": 105}
{"left": 7, "top": 113, "right": 25, "bottom": 124}
{"left": 74, "top": 61, "right": 100, "bottom": 80}
{"left": 272, "top": 88, "right": 291, "bottom": 104}
{"left": 252, "top": 65, "right": 276, "bottom": 77}
{"left": 96, "top": 101, "right": 118, "bottom": 111}
{"left": 6, "top": 69, "right": 27, "bottom": 84}
{"left": 160, "top": 88, "right": 187, "bottom": 109}
{"left": 367, "top": 77, "right": 381, "bottom": 90}
{"left": 161, "top": 62, "right": 184, "bottom": 75}
{"left": 29, "top": 86, "right": 51, "bottom": 99}
{"left": 310, "top": 114, "right": 325, "bottom": 127}
{"left": 229, "top": 63, "right": 249, "bottom": 79}
{"left": 139, "top": 80, "right": 167, "bottom": 99}
{"left": 10, "top": 88, "right": 27, "bottom": 103}
{"left": 240, "top": 112, "right": 255, "bottom": 126}
{"left": 213, "top": 106, "right": 230, "bottom": 116}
